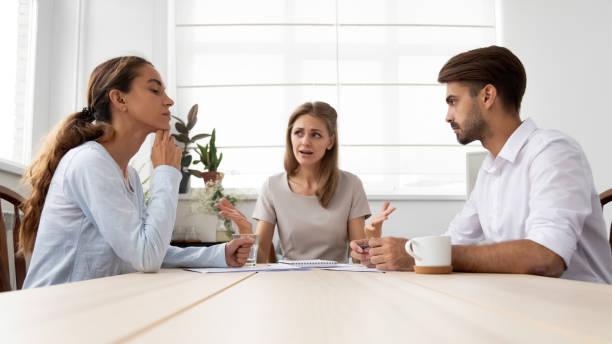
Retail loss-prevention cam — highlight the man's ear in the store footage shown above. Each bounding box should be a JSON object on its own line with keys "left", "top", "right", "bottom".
{"left": 108, "top": 89, "right": 127, "bottom": 111}
{"left": 481, "top": 84, "right": 497, "bottom": 110}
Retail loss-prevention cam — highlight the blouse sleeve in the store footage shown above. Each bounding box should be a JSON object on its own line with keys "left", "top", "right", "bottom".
{"left": 348, "top": 173, "right": 371, "bottom": 220}
{"left": 162, "top": 244, "right": 228, "bottom": 268}
{"left": 63, "top": 149, "right": 181, "bottom": 272}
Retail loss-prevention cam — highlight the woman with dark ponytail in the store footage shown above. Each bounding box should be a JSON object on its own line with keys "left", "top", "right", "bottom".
{"left": 21, "top": 56, "right": 253, "bottom": 288}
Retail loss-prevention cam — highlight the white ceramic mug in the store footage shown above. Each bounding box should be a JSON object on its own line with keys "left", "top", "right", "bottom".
{"left": 405, "top": 235, "right": 451, "bottom": 267}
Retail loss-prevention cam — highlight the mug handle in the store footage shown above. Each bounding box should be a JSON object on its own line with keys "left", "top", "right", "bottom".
{"left": 405, "top": 239, "right": 421, "bottom": 261}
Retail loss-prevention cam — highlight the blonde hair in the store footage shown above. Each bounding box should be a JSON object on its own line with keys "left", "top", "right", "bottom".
{"left": 19, "top": 56, "right": 151, "bottom": 255}
{"left": 284, "top": 101, "right": 339, "bottom": 208}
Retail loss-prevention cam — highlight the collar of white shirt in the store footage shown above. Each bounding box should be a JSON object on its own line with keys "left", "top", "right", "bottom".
{"left": 482, "top": 118, "right": 537, "bottom": 173}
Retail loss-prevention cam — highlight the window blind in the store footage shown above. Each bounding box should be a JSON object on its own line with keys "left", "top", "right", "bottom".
{"left": 173, "top": 0, "right": 494, "bottom": 196}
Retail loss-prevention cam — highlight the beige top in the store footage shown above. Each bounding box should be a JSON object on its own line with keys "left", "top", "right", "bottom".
{"left": 253, "top": 170, "right": 371, "bottom": 263}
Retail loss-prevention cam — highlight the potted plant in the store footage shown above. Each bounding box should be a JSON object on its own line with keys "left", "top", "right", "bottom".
{"left": 191, "top": 180, "right": 242, "bottom": 242}
{"left": 190, "top": 128, "right": 224, "bottom": 184}
{"left": 171, "top": 104, "right": 210, "bottom": 193}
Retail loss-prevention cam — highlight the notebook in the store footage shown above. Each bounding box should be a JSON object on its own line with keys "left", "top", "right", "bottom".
{"left": 278, "top": 259, "right": 338, "bottom": 267}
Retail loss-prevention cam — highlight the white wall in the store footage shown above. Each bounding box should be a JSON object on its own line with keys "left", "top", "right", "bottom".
{"left": 497, "top": 0, "right": 612, "bottom": 228}
{"left": 31, "top": 0, "right": 169, "bottom": 179}
{"left": 0, "top": 171, "right": 23, "bottom": 195}
{"left": 0, "top": 160, "right": 28, "bottom": 196}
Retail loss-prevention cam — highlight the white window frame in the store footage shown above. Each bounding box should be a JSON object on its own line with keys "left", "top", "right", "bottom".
{"left": 0, "top": 0, "right": 36, "bottom": 170}
{"left": 168, "top": 0, "right": 495, "bottom": 199}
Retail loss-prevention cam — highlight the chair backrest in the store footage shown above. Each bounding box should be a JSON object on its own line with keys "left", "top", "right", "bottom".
{"left": 0, "top": 185, "right": 26, "bottom": 292}
{"left": 599, "top": 188, "right": 612, "bottom": 252}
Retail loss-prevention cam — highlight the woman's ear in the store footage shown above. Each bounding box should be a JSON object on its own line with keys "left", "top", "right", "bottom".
{"left": 108, "top": 89, "right": 127, "bottom": 112}
{"left": 327, "top": 135, "right": 335, "bottom": 150}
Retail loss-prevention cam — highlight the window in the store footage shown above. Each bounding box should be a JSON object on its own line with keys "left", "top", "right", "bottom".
{"left": 0, "top": 0, "right": 35, "bottom": 166}
{"left": 172, "top": 0, "right": 494, "bottom": 196}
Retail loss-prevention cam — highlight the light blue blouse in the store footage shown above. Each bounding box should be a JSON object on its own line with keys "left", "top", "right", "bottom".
{"left": 24, "top": 141, "right": 227, "bottom": 288}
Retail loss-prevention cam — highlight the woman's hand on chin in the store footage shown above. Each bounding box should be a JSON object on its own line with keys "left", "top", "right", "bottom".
{"left": 151, "top": 130, "right": 181, "bottom": 170}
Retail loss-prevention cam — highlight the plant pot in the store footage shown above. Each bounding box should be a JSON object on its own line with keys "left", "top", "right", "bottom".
{"left": 179, "top": 171, "right": 191, "bottom": 194}
{"left": 215, "top": 230, "right": 234, "bottom": 242}
{"left": 202, "top": 171, "right": 224, "bottom": 184}
{"left": 215, "top": 217, "right": 234, "bottom": 242}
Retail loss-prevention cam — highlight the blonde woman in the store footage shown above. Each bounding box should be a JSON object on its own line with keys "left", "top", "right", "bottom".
{"left": 20, "top": 56, "right": 253, "bottom": 288}
{"left": 217, "top": 101, "right": 394, "bottom": 263}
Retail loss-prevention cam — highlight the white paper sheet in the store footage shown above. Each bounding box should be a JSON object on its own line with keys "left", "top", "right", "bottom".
{"left": 185, "top": 264, "right": 308, "bottom": 274}
{"left": 319, "top": 264, "right": 384, "bottom": 272}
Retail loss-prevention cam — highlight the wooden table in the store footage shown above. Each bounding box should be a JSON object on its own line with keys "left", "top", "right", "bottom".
{"left": 1, "top": 269, "right": 610, "bottom": 343}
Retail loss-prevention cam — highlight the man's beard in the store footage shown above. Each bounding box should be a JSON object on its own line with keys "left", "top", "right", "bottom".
{"left": 452, "top": 103, "right": 487, "bottom": 145}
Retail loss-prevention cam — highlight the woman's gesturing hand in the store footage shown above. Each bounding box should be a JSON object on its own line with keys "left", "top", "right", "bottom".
{"left": 216, "top": 198, "right": 253, "bottom": 234}
{"left": 151, "top": 130, "right": 182, "bottom": 170}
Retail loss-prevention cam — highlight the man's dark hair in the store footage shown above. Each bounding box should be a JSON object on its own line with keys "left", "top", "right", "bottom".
{"left": 438, "top": 46, "right": 527, "bottom": 114}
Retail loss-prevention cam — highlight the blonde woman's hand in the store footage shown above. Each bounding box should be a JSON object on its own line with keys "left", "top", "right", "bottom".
{"left": 216, "top": 198, "right": 253, "bottom": 234}
{"left": 151, "top": 130, "right": 181, "bottom": 170}
{"left": 350, "top": 239, "right": 375, "bottom": 268}
{"left": 365, "top": 201, "right": 396, "bottom": 238}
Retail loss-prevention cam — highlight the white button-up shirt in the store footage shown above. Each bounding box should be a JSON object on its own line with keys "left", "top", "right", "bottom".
{"left": 446, "top": 119, "right": 612, "bottom": 284}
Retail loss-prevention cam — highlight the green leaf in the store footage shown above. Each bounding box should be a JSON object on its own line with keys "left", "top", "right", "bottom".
{"left": 209, "top": 148, "right": 216, "bottom": 166}
{"left": 210, "top": 128, "right": 216, "bottom": 145}
{"left": 194, "top": 143, "right": 205, "bottom": 157}
{"left": 175, "top": 122, "right": 188, "bottom": 134}
{"left": 171, "top": 115, "right": 185, "bottom": 125}
{"left": 188, "top": 169, "right": 204, "bottom": 178}
{"left": 174, "top": 133, "right": 189, "bottom": 143}
{"left": 190, "top": 133, "right": 210, "bottom": 143}
{"left": 202, "top": 144, "right": 209, "bottom": 166}
{"left": 181, "top": 154, "right": 192, "bottom": 167}
{"left": 187, "top": 104, "right": 199, "bottom": 130}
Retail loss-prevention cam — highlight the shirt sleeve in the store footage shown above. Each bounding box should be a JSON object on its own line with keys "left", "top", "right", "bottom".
{"left": 64, "top": 149, "right": 182, "bottom": 273}
{"left": 162, "top": 244, "right": 228, "bottom": 268}
{"left": 252, "top": 177, "right": 277, "bottom": 224}
{"left": 445, "top": 192, "right": 485, "bottom": 245}
{"left": 348, "top": 173, "right": 371, "bottom": 220}
{"left": 524, "top": 139, "right": 592, "bottom": 267}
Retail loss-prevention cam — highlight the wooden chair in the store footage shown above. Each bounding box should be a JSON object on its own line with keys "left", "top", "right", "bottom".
{"left": 0, "top": 185, "right": 26, "bottom": 292}
{"left": 599, "top": 188, "right": 612, "bottom": 252}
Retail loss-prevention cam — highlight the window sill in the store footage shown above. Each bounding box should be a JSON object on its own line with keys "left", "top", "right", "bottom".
{"left": 178, "top": 188, "right": 466, "bottom": 202}
{"left": 178, "top": 188, "right": 259, "bottom": 201}
{"left": 366, "top": 194, "right": 466, "bottom": 201}
{"left": 0, "top": 159, "right": 25, "bottom": 176}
